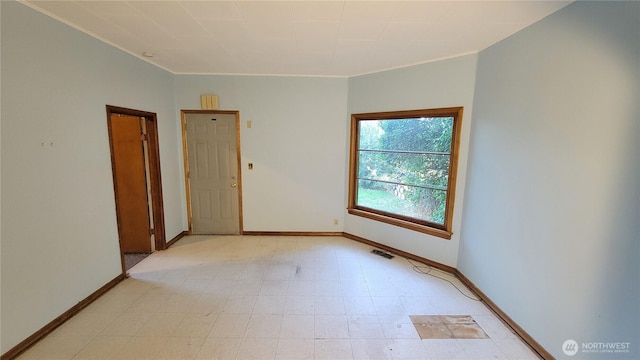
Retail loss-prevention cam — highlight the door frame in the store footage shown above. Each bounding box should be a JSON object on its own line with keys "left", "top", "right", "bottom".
{"left": 181, "top": 109, "right": 244, "bottom": 234}
{"left": 107, "top": 105, "right": 167, "bottom": 274}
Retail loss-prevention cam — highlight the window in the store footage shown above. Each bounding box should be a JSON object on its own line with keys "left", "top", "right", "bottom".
{"left": 348, "top": 107, "right": 463, "bottom": 239}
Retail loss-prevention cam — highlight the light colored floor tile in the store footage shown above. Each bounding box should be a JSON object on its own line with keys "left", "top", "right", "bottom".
{"left": 186, "top": 264, "right": 220, "bottom": 280}
{"left": 148, "top": 279, "right": 187, "bottom": 296}
{"left": 351, "top": 338, "right": 393, "bottom": 360}
{"left": 315, "top": 280, "right": 342, "bottom": 296}
{"left": 135, "top": 312, "right": 185, "bottom": 336}
{"left": 337, "top": 263, "right": 365, "bottom": 280}
{"left": 377, "top": 314, "right": 413, "bottom": 325}
{"left": 314, "top": 265, "right": 340, "bottom": 281}
{"left": 381, "top": 322, "right": 420, "bottom": 339}
{"left": 395, "top": 281, "right": 435, "bottom": 297}
{"left": 245, "top": 314, "right": 283, "bottom": 338}
{"left": 52, "top": 312, "right": 118, "bottom": 338}
{"left": 368, "top": 281, "right": 400, "bottom": 297}
{"left": 423, "top": 339, "right": 470, "bottom": 360}
{"left": 427, "top": 296, "right": 468, "bottom": 315}
{"left": 236, "top": 338, "right": 278, "bottom": 360}
{"left": 284, "top": 296, "right": 315, "bottom": 314}
{"left": 156, "top": 337, "right": 206, "bottom": 360}
{"left": 208, "top": 313, "right": 251, "bottom": 338}
{"left": 340, "top": 280, "right": 370, "bottom": 297}
{"left": 263, "top": 264, "right": 293, "bottom": 281}
{"left": 372, "top": 296, "right": 407, "bottom": 315}
{"left": 343, "top": 296, "right": 377, "bottom": 315}
{"left": 314, "top": 339, "right": 353, "bottom": 360}
{"left": 19, "top": 335, "right": 92, "bottom": 360}
{"left": 112, "top": 336, "right": 168, "bottom": 360}
{"left": 348, "top": 314, "right": 381, "bottom": 324}
{"left": 215, "top": 263, "right": 246, "bottom": 280}
{"left": 124, "top": 293, "right": 170, "bottom": 313}
{"left": 162, "top": 293, "right": 200, "bottom": 313}
{"left": 232, "top": 279, "right": 264, "bottom": 296}
{"left": 457, "top": 296, "right": 492, "bottom": 315}
{"left": 196, "top": 337, "right": 241, "bottom": 360}
{"left": 107, "top": 278, "right": 154, "bottom": 296}
{"left": 253, "top": 295, "right": 286, "bottom": 314}
{"left": 180, "top": 279, "right": 213, "bottom": 294}
{"left": 261, "top": 280, "right": 290, "bottom": 296}
{"left": 276, "top": 338, "right": 315, "bottom": 360}
{"left": 386, "top": 338, "right": 430, "bottom": 360}
{"left": 287, "top": 280, "right": 315, "bottom": 296}
{"left": 222, "top": 295, "right": 257, "bottom": 314}
{"left": 348, "top": 319, "right": 386, "bottom": 338}
{"left": 99, "top": 312, "right": 153, "bottom": 336}
{"left": 280, "top": 314, "right": 315, "bottom": 338}
{"left": 71, "top": 335, "right": 130, "bottom": 360}
{"left": 189, "top": 294, "right": 228, "bottom": 315}
{"left": 472, "top": 315, "right": 517, "bottom": 339}
{"left": 314, "top": 296, "right": 345, "bottom": 314}
{"left": 17, "top": 236, "right": 536, "bottom": 360}
{"left": 85, "top": 294, "right": 140, "bottom": 314}
{"left": 457, "top": 339, "right": 508, "bottom": 359}
{"left": 492, "top": 338, "right": 540, "bottom": 359}
{"left": 401, "top": 296, "right": 436, "bottom": 314}
{"left": 172, "top": 312, "right": 218, "bottom": 337}
{"left": 289, "top": 263, "right": 316, "bottom": 280}
{"left": 241, "top": 263, "right": 268, "bottom": 280}
{"left": 315, "top": 315, "right": 350, "bottom": 338}
{"left": 205, "top": 279, "right": 237, "bottom": 294}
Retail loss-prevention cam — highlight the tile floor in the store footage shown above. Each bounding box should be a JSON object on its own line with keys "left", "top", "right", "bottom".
{"left": 17, "top": 235, "right": 540, "bottom": 360}
{"left": 409, "top": 316, "right": 488, "bottom": 340}
{"left": 124, "top": 253, "right": 152, "bottom": 272}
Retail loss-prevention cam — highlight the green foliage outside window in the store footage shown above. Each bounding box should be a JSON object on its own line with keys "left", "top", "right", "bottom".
{"left": 349, "top": 108, "right": 462, "bottom": 238}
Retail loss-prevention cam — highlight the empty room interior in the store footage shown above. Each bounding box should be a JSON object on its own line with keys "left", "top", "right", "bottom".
{"left": 1, "top": 1, "right": 638, "bottom": 359}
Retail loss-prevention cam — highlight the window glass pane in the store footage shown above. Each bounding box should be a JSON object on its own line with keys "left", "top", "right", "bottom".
{"left": 359, "top": 117, "right": 453, "bottom": 153}
{"left": 350, "top": 107, "right": 462, "bottom": 237}
{"left": 358, "top": 151, "right": 449, "bottom": 188}
{"left": 356, "top": 179, "right": 447, "bottom": 225}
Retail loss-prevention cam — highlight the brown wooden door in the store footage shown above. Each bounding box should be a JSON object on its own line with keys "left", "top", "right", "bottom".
{"left": 109, "top": 113, "right": 151, "bottom": 253}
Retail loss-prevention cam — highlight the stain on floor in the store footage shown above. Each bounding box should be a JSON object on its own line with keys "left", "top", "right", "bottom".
{"left": 124, "top": 252, "right": 151, "bottom": 271}
{"left": 410, "top": 315, "right": 489, "bottom": 339}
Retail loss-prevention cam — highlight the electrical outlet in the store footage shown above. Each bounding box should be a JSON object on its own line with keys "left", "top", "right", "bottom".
{"left": 333, "top": 219, "right": 339, "bottom": 225}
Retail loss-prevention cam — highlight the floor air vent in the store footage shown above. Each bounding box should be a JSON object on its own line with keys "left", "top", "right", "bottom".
{"left": 371, "top": 249, "right": 394, "bottom": 259}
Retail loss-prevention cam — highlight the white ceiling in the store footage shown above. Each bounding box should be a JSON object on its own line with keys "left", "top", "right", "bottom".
{"left": 22, "top": 1, "right": 572, "bottom": 77}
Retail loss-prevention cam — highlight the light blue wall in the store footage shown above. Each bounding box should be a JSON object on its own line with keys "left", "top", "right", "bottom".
{"left": 3, "top": 0, "right": 639, "bottom": 357}
{"left": 0, "top": 1, "right": 182, "bottom": 352}
{"left": 345, "top": 55, "right": 478, "bottom": 267}
{"left": 459, "top": 1, "right": 639, "bottom": 358}
{"left": 174, "top": 75, "right": 349, "bottom": 232}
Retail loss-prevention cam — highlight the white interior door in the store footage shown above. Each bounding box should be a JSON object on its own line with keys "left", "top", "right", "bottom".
{"left": 186, "top": 113, "right": 240, "bottom": 234}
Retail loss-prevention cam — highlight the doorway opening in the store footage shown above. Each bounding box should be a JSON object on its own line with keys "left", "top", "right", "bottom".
{"left": 107, "top": 105, "right": 166, "bottom": 274}
{"left": 181, "top": 110, "right": 243, "bottom": 234}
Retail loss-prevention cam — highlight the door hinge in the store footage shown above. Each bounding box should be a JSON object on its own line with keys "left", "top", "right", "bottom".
{"left": 141, "top": 133, "right": 149, "bottom": 141}
{"left": 149, "top": 228, "right": 154, "bottom": 236}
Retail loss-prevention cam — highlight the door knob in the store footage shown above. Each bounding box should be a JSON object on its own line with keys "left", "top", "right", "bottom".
{"left": 231, "top": 183, "right": 237, "bottom": 188}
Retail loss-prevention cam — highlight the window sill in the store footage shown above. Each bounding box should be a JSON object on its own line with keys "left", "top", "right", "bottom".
{"left": 347, "top": 208, "right": 452, "bottom": 240}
